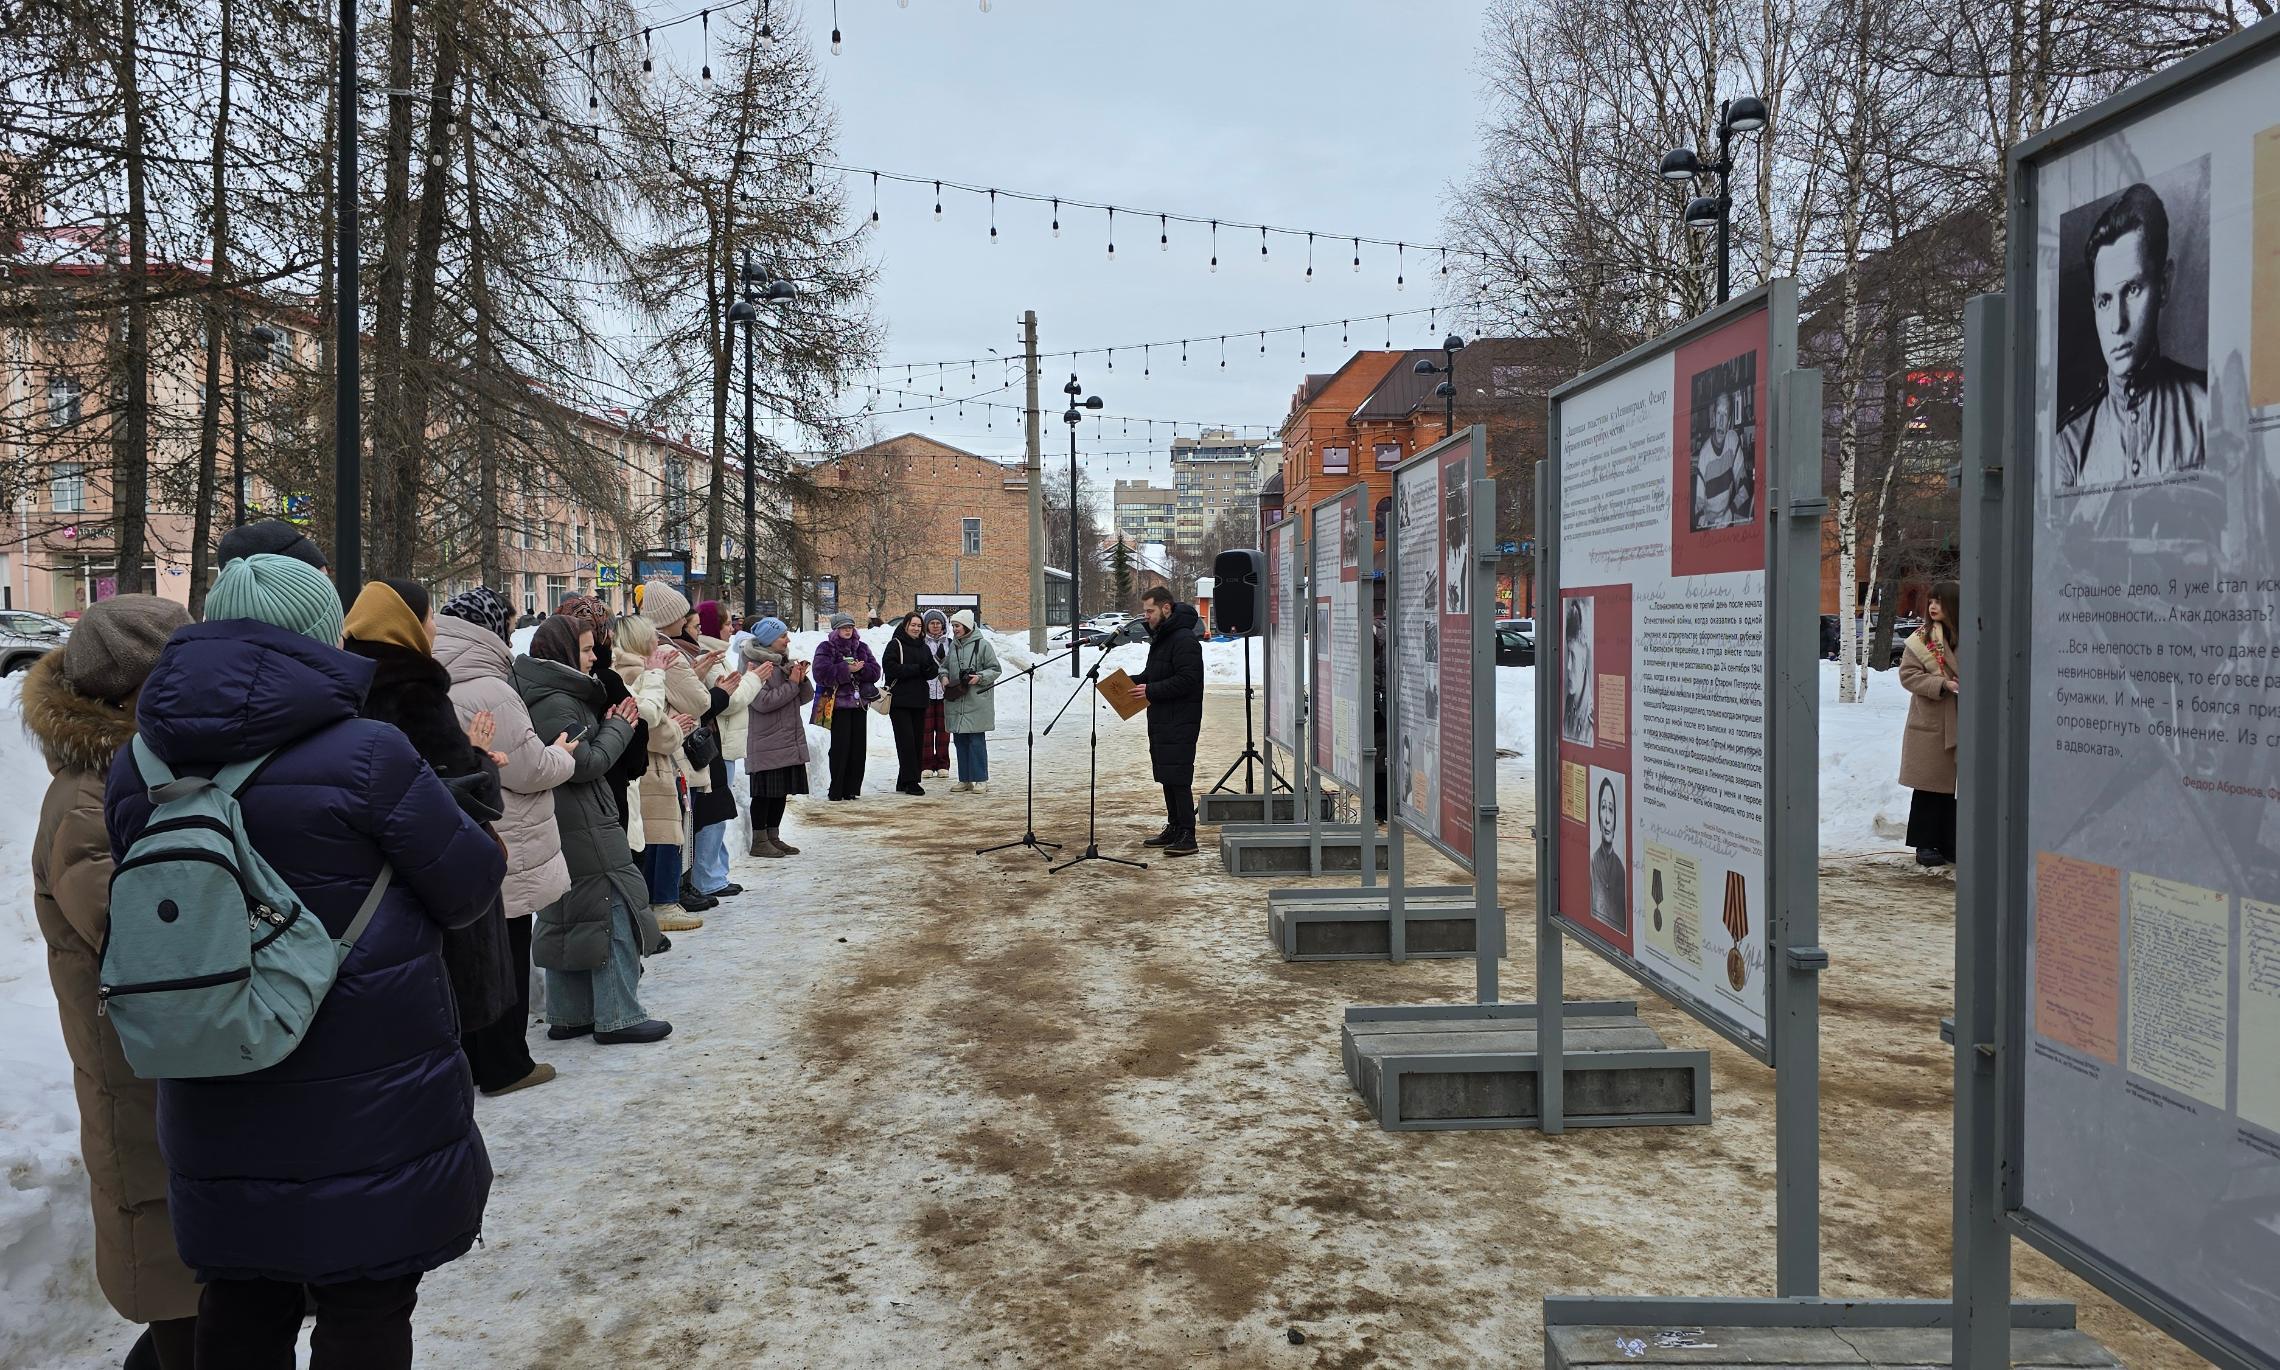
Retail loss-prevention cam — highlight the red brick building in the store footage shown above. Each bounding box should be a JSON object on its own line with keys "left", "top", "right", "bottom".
{"left": 797, "top": 433, "right": 1037, "bottom": 630}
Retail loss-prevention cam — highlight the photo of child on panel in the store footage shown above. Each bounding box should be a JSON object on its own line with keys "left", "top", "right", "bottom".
{"left": 1561, "top": 595, "right": 1596, "bottom": 748}
{"left": 1688, "top": 352, "right": 1757, "bottom": 532}
{"left": 2054, "top": 166, "right": 2211, "bottom": 492}
{"left": 1442, "top": 457, "right": 1469, "bottom": 616}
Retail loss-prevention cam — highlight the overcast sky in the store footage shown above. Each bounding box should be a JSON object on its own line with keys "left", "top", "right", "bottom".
{"left": 734, "top": 0, "right": 1497, "bottom": 486}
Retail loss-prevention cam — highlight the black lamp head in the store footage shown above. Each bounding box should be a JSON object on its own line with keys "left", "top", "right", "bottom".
{"left": 1063, "top": 375, "right": 1082, "bottom": 397}
{"left": 1414, "top": 358, "right": 1437, "bottom": 376}
{"left": 764, "top": 280, "right": 797, "bottom": 302}
{"left": 1084, "top": 396, "right": 1104, "bottom": 411}
{"left": 1659, "top": 147, "right": 1701, "bottom": 182}
{"left": 1443, "top": 333, "right": 1466, "bottom": 353}
{"left": 1723, "top": 95, "right": 1769, "bottom": 134}
{"left": 727, "top": 299, "right": 757, "bottom": 323}
{"left": 1683, "top": 195, "right": 1723, "bottom": 229}
{"left": 1435, "top": 381, "right": 1455, "bottom": 399}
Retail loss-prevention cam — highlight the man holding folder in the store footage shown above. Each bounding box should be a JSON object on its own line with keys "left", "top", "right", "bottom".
{"left": 1127, "top": 586, "right": 1206, "bottom": 856}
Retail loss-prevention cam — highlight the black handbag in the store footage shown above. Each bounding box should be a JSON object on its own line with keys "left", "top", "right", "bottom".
{"left": 682, "top": 723, "right": 722, "bottom": 769}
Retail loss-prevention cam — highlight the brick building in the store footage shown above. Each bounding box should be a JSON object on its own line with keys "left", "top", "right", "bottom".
{"left": 796, "top": 433, "right": 1036, "bottom": 630}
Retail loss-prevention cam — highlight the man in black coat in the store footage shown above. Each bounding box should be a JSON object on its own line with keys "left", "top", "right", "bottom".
{"left": 1129, "top": 586, "right": 1205, "bottom": 856}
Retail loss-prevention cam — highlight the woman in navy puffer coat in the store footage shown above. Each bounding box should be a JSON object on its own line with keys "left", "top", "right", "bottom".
{"left": 103, "top": 554, "right": 505, "bottom": 1370}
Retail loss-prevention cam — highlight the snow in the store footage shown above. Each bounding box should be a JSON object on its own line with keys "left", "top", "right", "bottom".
{"left": 0, "top": 642, "right": 1919, "bottom": 1365}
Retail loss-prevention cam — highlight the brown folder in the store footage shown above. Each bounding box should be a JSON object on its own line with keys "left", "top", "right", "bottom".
{"left": 1098, "top": 668, "right": 1149, "bottom": 720}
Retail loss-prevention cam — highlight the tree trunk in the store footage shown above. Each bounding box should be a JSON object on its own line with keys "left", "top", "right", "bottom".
{"left": 461, "top": 71, "right": 501, "bottom": 589}
{"left": 111, "top": 0, "right": 153, "bottom": 597}
{"left": 385, "top": 5, "right": 461, "bottom": 577}
{"left": 189, "top": 0, "right": 235, "bottom": 618}
{"left": 365, "top": 0, "right": 418, "bottom": 574}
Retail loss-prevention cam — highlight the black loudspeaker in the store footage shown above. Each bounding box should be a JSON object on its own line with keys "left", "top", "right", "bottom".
{"left": 1212, "top": 548, "right": 1263, "bottom": 635}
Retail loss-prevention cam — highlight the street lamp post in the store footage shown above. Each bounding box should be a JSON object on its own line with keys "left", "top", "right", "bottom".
{"left": 726, "top": 257, "right": 796, "bottom": 621}
{"left": 1412, "top": 333, "right": 1467, "bottom": 436}
{"left": 1658, "top": 95, "right": 1770, "bottom": 305}
{"left": 1062, "top": 373, "right": 1103, "bottom": 677}
{"left": 335, "top": 0, "right": 359, "bottom": 593}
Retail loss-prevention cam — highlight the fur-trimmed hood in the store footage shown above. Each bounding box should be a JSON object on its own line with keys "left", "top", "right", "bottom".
{"left": 20, "top": 649, "right": 137, "bottom": 774}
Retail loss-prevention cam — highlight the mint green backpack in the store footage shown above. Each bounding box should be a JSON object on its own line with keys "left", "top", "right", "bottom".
{"left": 98, "top": 736, "right": 391, "bottom": 1080}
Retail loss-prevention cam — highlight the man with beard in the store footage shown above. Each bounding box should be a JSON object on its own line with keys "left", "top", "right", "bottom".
{"left": 1129, "top": 586, "right": 1206, "bottom": 856}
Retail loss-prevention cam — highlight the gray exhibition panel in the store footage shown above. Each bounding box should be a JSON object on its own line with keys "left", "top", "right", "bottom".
{"left": 1990, "top": 21, "right": 2280, "bottom": 1370}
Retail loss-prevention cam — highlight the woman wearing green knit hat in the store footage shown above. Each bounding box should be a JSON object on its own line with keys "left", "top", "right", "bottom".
{"left": 205, "top": 553, "right": 346, "bottom": 644}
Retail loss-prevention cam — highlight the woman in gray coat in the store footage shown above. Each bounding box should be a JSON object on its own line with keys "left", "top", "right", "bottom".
{"left": 513, "top": 615, "right": 673, "bottom": 1045}
{"left": 942, "top": 609, "right": 1001, "bottom": 793}
{"left": 738, "top": 616, "right": 814, "bottom": 857}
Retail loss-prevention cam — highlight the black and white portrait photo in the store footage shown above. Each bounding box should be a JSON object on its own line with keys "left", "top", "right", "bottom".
{"left": 1560, "top": 595, "right": 1596, "bottom": 748}
{"left": 1687, "top": 352, "right": 1758, "bottom": 532}
{"left": 2054, "top": 161, "right": 2211, "bottom": 491}
{"left": 1588, "top": 770, "right": 1629, "bottom": 937}
{"left": 1442, "top": 458, "right": 1469, "bottom": 616}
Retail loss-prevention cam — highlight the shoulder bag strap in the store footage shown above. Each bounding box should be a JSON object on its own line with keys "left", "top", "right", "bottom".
{"left": 338, "top": 865, "right": 396, "bottom": 948}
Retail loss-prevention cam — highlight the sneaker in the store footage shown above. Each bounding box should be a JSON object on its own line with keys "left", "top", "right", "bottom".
{"left": 546, "top": 1023, "right": 593, "bottom": 1041}
{"left": 952, "top": 780, "right": 973, "bottom": 793}
{"left": 1143, "top": 826, "right": 1177, "bottom": 848}
{"left": 972, "top": 783, "right": 988, "bottom": 795}
{"left": 481, "top": 1063, "right": 558, "bottom": 1097}
{"left": 1164, "top": 829, "right": 1199, "bottom": 857}
{"left": 594, "top": 1019, "right": 674, "bottom": 1045}
{"left": 652, "top": 904, "right": 705, "bottom": 932}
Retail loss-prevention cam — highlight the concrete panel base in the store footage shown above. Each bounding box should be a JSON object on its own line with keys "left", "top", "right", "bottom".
{"left": 1218, "top": 825, "right": 1388, "bottom": 877}
{"left": 1340, "top": 1001, "right": 1711, "bottom": 1132}
{"left": 1266, "top": 886, "right": 1491, "bottom": 960}
{"left": 1198, "top": 790, "right": 1337, "bottom": 826}
{"left": 1543, "top": 1298, "right": 2115, "bottom": 1369}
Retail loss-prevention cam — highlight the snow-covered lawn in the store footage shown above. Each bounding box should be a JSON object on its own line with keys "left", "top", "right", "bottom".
{"left": 0, "top": 643, "right": 1918, "bottom": 1366}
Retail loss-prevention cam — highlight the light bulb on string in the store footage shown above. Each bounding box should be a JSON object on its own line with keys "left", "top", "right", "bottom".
{"left": 988, "top": 190, "right": 997, "bottom": 242}
{"left": 1257, "top": 331, "right": 1265, "bottom": 356}
{"left": 1107, "top": 348, "right": 1114, "bottom": 372}
{"left": 1106, "top": 208, "right": 1115, "bottom": 259}
{"left": 1209, "top": 220, "right": 1218, "bottom": 272}
{"left": 1051, "top": 199, "right": 1060, "bottom": 236}
{"left": 761, "top": 0, "right": 772, "bottom": 38}
{"left": 1396, "top": 243, "right": 1405, "bottom": 292}
{"left": 831, "top": 0, "right": 842, "bottom": 54}
{"left": 1342, "top": 320, "right": 1349, "bottom": 345}
{"left": 1306, "top": 233, "right": 1314, "bottom": 283}
{"left": 1383, "top": 315, "right": 1392, "bottom": 347}
{"left": 700, "top": 9, "right": 711, "bottom": 79}
{"left": 1260, "top": 226, "right": 1269, "bottom": 260}
{"left": 933, "top": 182, "right": 942, "bottom": 221}
{"left": 641, "top": 28, "right": 651, "bottom": 73}
{"left": 1219, "top": 336, "right": 1226, "bottom": 369}
{"left": 1440, "top": 248, "right": 1449, "bottom": 279}
{"left": 869, "top": 172, "right": 879, "bottom": 224}
{"left": 1181, "top": 340, "right": 1188, "bottom": 366}
{"left": 1159, "top": 214, "right": 1168, "bottom": 252}
{"left": 1144, "top": 345, "right": 1151, "bottom": 377}
{"left": 1299, "top": 326, "right": 1307, "bottom": 361}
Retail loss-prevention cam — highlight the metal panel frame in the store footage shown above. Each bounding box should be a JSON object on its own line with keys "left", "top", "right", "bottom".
{"left": 1994, "top": 21, "right": 2280, "bottom": 1370}
{"left": 1537, "top": 280, "right": 1801, "bottom": 1068}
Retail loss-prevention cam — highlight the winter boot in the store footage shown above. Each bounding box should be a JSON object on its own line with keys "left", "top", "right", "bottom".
{"left": 752, "top": 828, "right": 788, "bottom": 858}
{"left": 678, "top": 881, "right": 719, "bottom": 912}
{"left": 769, "top": 827, "right": 801, "bottom": 856}
{"left": 1143, "top": 825, "right": 1177, "bottom": 848}
{"left": 653, "top": 903, "right": 705, "bottom": 932}
{"left": 594, "top": 1019, "right": 674, "bottom": 1045}
{"left": 1164, "top": 828, "right": 1200, "bottom": 857}
{"left": 952, "top": 780, "right": 973, "bottom": 793}
{"left": 481, "top": 1063, "right": 558, "bottom": 1097}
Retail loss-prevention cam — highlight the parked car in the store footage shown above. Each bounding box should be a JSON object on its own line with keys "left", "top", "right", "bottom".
{"left": 1498, "top": 617, "right": 1536, "bottom": 637}
{"left": 1818, "top": 614, "right": 1911, "bottom": 668}
{"left": 0, "top": 610, "right": 71, "bottom": 675}
{"left": 1495, "top": 626, "right": 1535, "bottom": 667}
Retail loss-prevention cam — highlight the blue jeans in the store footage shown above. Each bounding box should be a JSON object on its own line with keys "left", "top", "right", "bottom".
{"left": 691, "top": 820, "right": 731, "bottom": 894}
{"left": 953, "top": 732, "right": 988, "bottom": 783}
{"left": 543, "top": 898, "right": 647, "bottom": 1033}
{"left": 640, "top": 842, "right": 682, "bottom": 906}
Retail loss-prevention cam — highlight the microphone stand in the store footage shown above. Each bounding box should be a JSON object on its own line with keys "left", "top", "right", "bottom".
{"left": 974, "top": 640, "right": 1083, "bottom": 861}
{"left": 1043, "top": 643, "right": 1148, "bottom": 874}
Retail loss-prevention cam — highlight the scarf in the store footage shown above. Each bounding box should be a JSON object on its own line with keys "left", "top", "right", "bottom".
{"left": 344, "top": 580, "right": 430, "bottom": 655}
{"left": 440, "top": 586, "right": 515, "bottom": 644}
{"left": 1909, "top": 623, "right": 1959, "bottom": 681}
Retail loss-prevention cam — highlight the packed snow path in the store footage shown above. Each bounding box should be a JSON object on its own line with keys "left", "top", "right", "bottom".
{"left": 4, "top": 659, "right": 2198, "bottom": 1367}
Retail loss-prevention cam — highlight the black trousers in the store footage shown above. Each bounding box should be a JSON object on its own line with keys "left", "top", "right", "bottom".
{"left": 460, "top": 914, "right": 535, "bottom": 1093}
{"left": 829, "top": 708, "right": 867, "bottom": 798}
{"left": 889, "top": 706, "right": 925, "bottom": 790}
{"left": 122, "top": 1316, "right": 195, "bottom": 1370}
{"left": 1907, "top": 789, "right": 1957, "bottom": 858}
{"left": 1162, "top": 784, "right": 1195, "bottom": 831}
{"left": 197, "top": 1274, "right": 422, "bottom": 1370}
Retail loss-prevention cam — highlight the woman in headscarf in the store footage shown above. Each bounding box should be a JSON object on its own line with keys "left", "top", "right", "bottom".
{"left": 918, "top": 608, "right": 953, "bottom": 780}
{"left": 737, "top": 617, "right": 813, "bottom": 857}
{"left": 515, "top": 615, "right": 672, "bottom": 1044}
{"left": 612, "top": 612, "right": 707, "bottom": 930}
{"left": 343, "top": 580, "right": 515, "bottom": 1050}
{"left": 433, "top": 586, "right": 579, "bottom": 1097}
{"left": 880, "top": 610, "right": 939, "bottom": 796}
{"left": 678, "top": 600, "right": 756, "bottom": 901}
{"left": 555, "top": 595, "right": 648, "bottom": 837}
{"left": 810, "top": 612, "right": 879, "bottom": 801}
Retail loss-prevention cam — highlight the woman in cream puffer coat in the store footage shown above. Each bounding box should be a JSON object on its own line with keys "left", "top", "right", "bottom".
{"left": 612, "top": 613, "right": 711, "bottom": 928}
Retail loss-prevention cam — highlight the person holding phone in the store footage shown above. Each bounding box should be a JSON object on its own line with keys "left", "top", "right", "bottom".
{"left": 942, "top": 610, "right": 999, "bottom": 793}
{"left": 738, "top": 617, "right": 813, "bottom": 856}
{"left": 811, "top": 613, "right": 880, "bottom": 800}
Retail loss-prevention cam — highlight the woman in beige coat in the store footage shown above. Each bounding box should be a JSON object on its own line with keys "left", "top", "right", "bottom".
{"left": 613, "top": 612, "right": 709, "bottom": 930}
{"left": 27, "top": 594, "right": 201, "bottom": 1369}
{"left": 433, "top": 588, "right": 578, "bottom": 1096}
{"left": 1897, "top": 580, "right": 1961, "bottom": 868}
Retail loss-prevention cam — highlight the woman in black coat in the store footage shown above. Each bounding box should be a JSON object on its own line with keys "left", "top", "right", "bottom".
{"left": 343, "top": 579, "right": 515, "bottom": 1031}
{"left": 879, "top": 611, "right": 938, "bottom": 795}
{"left": 555, "top": 595, "right": 650, "bottom": 835}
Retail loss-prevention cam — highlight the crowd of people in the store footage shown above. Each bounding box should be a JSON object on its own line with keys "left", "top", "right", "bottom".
{"left": 26, "top": 521, "right": 1204, "bottom": 1368}
{"left": 24, "top": 520, "right": 856, "bottom": 1369}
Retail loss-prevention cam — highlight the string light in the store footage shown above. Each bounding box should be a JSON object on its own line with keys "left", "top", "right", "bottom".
{"left": 830, "top": 0, "right": 841, "bottom": 54}
{"left": 988, "top": 190, "right": 997, "bottom": 242}
{"left": 1051, "top": 199, "right": 1060, "bottom": 236}
{"left": 1259, "top": 226, "right": 1268, "bottom": 260}
{"left": 869, "top": 172, "right": 878, "bottom": 224}
{"left": 934, "top": 181, "right": 942, "bottom": 220}
{"left": 700, "top": 9, "right": 711, "bottom": 80}
{"left": 1352, "top": 237, "right": 1361, "bottom": 272}
{"left": 761, "top": 0, "right": 772, "bottom": 39}
{"left": 1159, "top": 214, "right": 1168, "bottom": 252}
{"left": 1306, "top": 233, "right": 1314, "bottom": 283}
{"left": 1209, "top": 221, "right": 1218, "bottom": 273}
{"left": 1106, "top": 207, "right": 1115, "bottom": 259}
{"left": 1396, "top": 243, "right": 1405, "bottom": 292}
{"left": 640, "top": 28, "right": 652, "bottom": 73}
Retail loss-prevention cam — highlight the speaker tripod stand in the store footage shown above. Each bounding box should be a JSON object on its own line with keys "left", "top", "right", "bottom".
{"left": 974, "top": 643, "right": 1078, "bottom": 861}
{"left": 1043, "top": 655, "right": 1147, "bottom": 874}
{"left": 1208, "top": 630, "right": 1286, "bottom": 795}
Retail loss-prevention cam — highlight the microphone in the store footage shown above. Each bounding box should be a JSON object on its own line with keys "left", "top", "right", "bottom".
{"left": 1102, "top": 619, "right": 1149, "bottom": 647}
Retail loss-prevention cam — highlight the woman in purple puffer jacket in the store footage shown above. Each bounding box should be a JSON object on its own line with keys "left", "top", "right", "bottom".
{"left": 809, "top": 611, "right": 878, "bottom": 801}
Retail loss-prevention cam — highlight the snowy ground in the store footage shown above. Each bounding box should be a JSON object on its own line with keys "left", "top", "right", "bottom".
{"left": 1, "top": 644, "right": 2055, "bottom": 1369}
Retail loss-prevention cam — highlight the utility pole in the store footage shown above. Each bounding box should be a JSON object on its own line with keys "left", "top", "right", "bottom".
{"left": 1024, "top": 309, "right": 1045, "bottom": 651}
